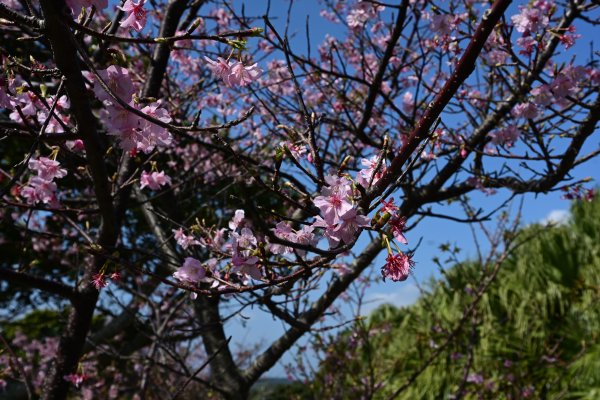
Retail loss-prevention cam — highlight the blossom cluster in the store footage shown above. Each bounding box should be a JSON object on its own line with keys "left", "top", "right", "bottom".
{"left": 20, "top": 157, "right": 67, "bottom": 207}
{"left": 87, "top": 66, "right": 173, "bottom": 154}
{"left": 204, "top": 57, "right": 263, "bottom": 88}
{"left": 312, "top": 175, "right": 370, "bottom": 248}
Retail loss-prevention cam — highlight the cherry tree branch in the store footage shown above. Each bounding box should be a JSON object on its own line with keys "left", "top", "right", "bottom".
{"left": 368, "top": 0, "right": 513, "bottom": 202}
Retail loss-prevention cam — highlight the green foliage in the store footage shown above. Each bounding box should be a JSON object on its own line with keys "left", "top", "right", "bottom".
{"left": 310, "top": 197, "right": 600, "bottom": 399}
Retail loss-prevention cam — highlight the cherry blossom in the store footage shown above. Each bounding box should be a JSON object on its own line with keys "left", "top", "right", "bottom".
{"left": 173, "top": 228, "right": 200, "bottom": 250}
{"left": 28, "top": 157, "right": 67, "bottom": 181}
{"left": 64, "top": 373, "right": 89, "bottom": 388}
{"left": 381, "top": 252, "right": 414, "bottom": 282}
{"left": 173, "top": 257, "right": 206, "bottom": 283}
{"left": 204, "top": 57, "right": 262, "bottom": 87}
{"left": 93, "top": 66, "right": 136, "bottom": 103}
{"left": 490, "top": 126, "right": 520, "bottom": 147}
{"left": 92, "top": 273, "right": 108, "bottom": 290}
{"left": 228, "top": 210, "right": 245, "bottom": 230}
{"left": 511, "top": 5, "right": 550, "bottom": 34}
{"left": 140, "top": 171, "right": 172, "bottom": 190}
{"left": 511, "top": 102, "right": 538, "bottom": 119}
{"left": 356, "top": 155, "right": 386, "bottom": 188}
{"left": 119, "top": 0, "right": 147, "bottom": 32}
{"left": 20, "top": 177, "right": 58, "bottom": 206}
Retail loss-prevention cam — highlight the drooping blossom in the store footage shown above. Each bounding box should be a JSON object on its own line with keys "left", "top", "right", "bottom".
{"left": 119, "top": 0, "right": 147, "bottom": 32}
{"left": 381, "top": 252, "right": 414, "bottom": 282}
{"left": 64, "top": 373, "right": 89, "bottom": 388}
{"left": 559, "top": 27, "right": 581, "bottom": 49}
{"left": 204, "top": 57, "right": 232, "bottom": 81}
{"left": 230, "top": 227, "right": 261, "bottom": 280}
{"left": 92, "top": 272, "right": 108, "bottom": 290}
{"left": 140, "top": 170, "right": 171, "bottom": 190}
{"left": 204, "top": 57, "right": 262, "bottom": 87}
{"left": 227, "top": 62, "right": 262, "bottom": 87}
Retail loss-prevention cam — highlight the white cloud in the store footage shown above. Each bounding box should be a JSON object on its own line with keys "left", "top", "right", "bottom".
{"left": 361, "top": 283, "right": 420, "bottom": 314}
{"left": 541, "top": 209, "right": 570, "bottom": 226}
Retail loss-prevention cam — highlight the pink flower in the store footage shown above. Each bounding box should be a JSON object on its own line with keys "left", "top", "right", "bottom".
{"left": 313, "top": 192, "right": 354, "bottom": 226}
{"left": 92, "top": 272, "right": 107, "bottom": 290}
{"left": 204, "top": 57, "right": 262, "bottom": 88}
{"left": 173, "top": 257, "right": 206, "bottom": 283}
{"left": 137, "top": 102, "right": 173, "bottom": 152}
{"left": 66, "top": 139, "right": 85, "bottom": 152}
{"left": 119, "top": 0, "right": 147, "bottom": 32}
{"left": 20, "top": 177, "right": 58, "bottom": 206}
{"left": 109, "top": 271, "right": 121, "bottom": 281}
{"left": 313, "top": 175, "right": 354, "bottom": 225}
{"left": 490, "top": 125, "right": 520, "bottom": 147}
{"left": 516, "top": 36, "right": 537, "bottom": 55}
{"left": 140, "top": 170, "right": 171, "bottom": 190}
{"left": 511, "top": 102, "right": 538, "bottom": 119}
{"left": 511, "top": 7, "right": 549, "bottom": 34}
{"left": 64, "top": 373, "right": 89, "bottom": 388}
{"left": 330, "top": 208, "right": 370, "bottom": 245}
{"left": 231, "top": 254, "right": 261, "bottom": 280}
{"left": 357, "top": 155, "right": 386, "bottom": 188}
{"left": 380, "top": 198, "right": 398, "bottom": 214}
{"left": 28, "top": 157, "right": 67, "bottom": 181}
{"left": 204, "top": 57, "right": 232, "bottom": 81}
{"left": 531, "top": 84, "right": 553, "bottom": 106}
{"left": 227, "top": 62, "right": 262, "bottom": 87}
{"left": 94, "top": 66, "right": 136, "bottom": 103}
{"left": 270, "top": 222, "right": 297, "bottom": 255}
{"left": 210, "top": 8, "right": 231, "bottom": 28}
{"left": 430, "top": 14, "right": 455, "bottom": 35}
{"left": 559, "top": 27, "right": 581, "bottom": 49}
{"left": 381, "top": 253, "right": 414, "bottom": 282}
{"left": 402, "top": 91, "right": 414, "bottom": 113}
{"left": 173, "top": 228, "right": 200, "bottom": 250}
{"left": 229, "top": 209, "right": 245, "bottom": 230}
{"left": 389, "top": 216, "right": 408, "bottom": 244}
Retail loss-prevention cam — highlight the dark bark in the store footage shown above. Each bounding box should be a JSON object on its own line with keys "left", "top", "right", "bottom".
{"left": 37, "top": 1, "right": 119, "bottom": 398}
